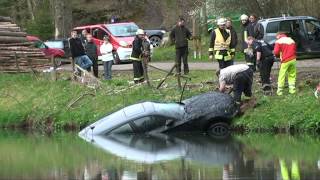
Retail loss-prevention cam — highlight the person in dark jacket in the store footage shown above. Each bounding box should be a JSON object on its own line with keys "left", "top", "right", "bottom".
{"left": 85, "top": 34, "right": 98, "bottom": 77}
{"left": 248, "top": 14, "right": 264, "bottom": 40}
{"left": 170, "top": 17, "right": 192, "bottom": 75}
{"left": 69, "top": 31, "right": 92, "bottom": 71}
{"left": 130, "top": 29, "right": 145, "bottom": 84}
{"left": 247, "top": 36, "right": 274, "bottom": 92}
{"left": 226, "top": 18, "right": 238, "bottom": 60}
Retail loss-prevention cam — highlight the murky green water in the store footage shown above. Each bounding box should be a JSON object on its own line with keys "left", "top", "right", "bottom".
{"left": 0, "top": 132, "right": 320, "bottom": 180}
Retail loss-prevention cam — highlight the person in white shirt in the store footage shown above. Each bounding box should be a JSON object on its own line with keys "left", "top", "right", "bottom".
{"left": 217, "top": 64, "right": 253, "bottom": 105}
{"left": 100, "top": 36, "right": 114, "bottom": 80}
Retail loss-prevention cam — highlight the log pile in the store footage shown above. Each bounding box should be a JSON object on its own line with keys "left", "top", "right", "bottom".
{"left": 0, "top": 16, "right": 50, "bottom": 73}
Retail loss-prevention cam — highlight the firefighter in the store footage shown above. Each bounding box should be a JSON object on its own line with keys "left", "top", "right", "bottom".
{"left": 246, "top": 36, "right": 274, "bottom": 92}
{"left": 240, "top": 14, "right": 252, "bottom": 67}
{"left": 130, "top": 29, "right": 145, "bottom": 84}
{"left": 217, "top": 64, "right": 253, "bottom": 106}
{"left": 274, "top": 32, "right": 297, "bottom": 96}
{"left": 226, "top": 18, "right": 238, "bottom": 61}
{"left": 209, "top": 18, "right": 233, "bottom": 69}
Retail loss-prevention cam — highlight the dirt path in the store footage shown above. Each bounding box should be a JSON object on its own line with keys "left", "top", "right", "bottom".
{"left": 61, "top": 59, "right": 320, "bottom": 72}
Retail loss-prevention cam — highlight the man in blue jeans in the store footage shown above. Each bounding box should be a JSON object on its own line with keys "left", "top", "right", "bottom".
{"left": 69, "top": 31, "right": 92, "bottom": 72}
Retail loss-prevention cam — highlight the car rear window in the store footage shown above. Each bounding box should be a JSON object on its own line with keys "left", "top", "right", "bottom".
{"left": 266, "top": 22, "right": 279, "bottom": 33}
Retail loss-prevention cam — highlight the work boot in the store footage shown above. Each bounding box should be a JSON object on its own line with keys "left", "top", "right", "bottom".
{"left": 277, "top": 89, "right": 283, "bottom": 96}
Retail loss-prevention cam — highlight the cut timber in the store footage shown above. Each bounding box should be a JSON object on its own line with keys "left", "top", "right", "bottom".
{"left": 0, "top": 36, "right": 27, "bottom": 43}
{"left": 0, "top": 27, "right": 20, "bottom": 32}
{"left": 0, "top": 31, "right": 27, "bottom": 37}
{"left": 0, "top": 42, "right": 33, "bottom": 47}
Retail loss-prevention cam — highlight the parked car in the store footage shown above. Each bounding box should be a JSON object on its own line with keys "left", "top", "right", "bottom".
{"left": 79, "top": 92, "right": 237, "bottom": 137}
{"left": 44, "top": 39, "right": 71, "bottom": 59}
{"left": 73, "top": 22, "right": 164, "bottom": 63}
{"left": 260, "top": 16, "right": 320, "bottom": 58}
{"left": 26, "top": 36, "right": 65, "bottom": 65}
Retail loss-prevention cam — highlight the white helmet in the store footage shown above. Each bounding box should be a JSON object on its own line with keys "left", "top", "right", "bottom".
{"left": 240, "top": 14, "right": 249, "bottom": 21}
{"left": 136, "top": 29, "right": 145, "bottom": 35}
{"left": 217, "top": 18, "right": 226, "bottom": 25}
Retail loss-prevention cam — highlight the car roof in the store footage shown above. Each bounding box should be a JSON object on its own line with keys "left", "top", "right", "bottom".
{"left": 259, "top": 16, "right": 318, "bottom": 23}
{"left": 73, "top": 22, "right": 136, "bottom": 30}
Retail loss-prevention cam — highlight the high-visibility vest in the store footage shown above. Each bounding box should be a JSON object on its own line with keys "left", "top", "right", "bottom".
{"left": 214, "top": 28, "right": 231, "bottom": 51}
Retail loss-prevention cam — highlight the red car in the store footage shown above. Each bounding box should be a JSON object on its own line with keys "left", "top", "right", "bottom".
{"left": 27, "top": 36, "right": 65, "bottom": 64}
{"left": 73, "top": 22, "right": 139, "bottom": 63}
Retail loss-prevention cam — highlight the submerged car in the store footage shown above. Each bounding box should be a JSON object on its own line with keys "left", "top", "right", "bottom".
{"left": 79, "top": 92, "right": 237, "bottom": 137}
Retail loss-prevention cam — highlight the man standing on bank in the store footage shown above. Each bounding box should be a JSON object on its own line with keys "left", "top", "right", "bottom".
{"left": 209, "top": 18, "right": 233, "bottom": 69}
{"left": 246, "top": 36, "right": 274, "bottom": 93}
{"left": 170, "top": 17, "right": 192, "bottom": 75}
{"left": 130, "top": 29, "right": 145, "bottom": 83}
{"left": 273, "top": 32, "right": 297, "bottom": 96}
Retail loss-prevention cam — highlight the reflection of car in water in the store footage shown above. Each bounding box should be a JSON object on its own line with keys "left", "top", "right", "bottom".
{"left": 80, "top": 133, "right": 240, "bottom": 165}
{"left": 260, "top": 16, "right": 320, "bottom": 58}
{"left": 79, "top": 92, "right": 237, "bottom": 137}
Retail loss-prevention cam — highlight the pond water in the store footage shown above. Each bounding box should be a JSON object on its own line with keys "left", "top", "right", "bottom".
{"left": 0, "top": 132, "right": 320, "bottom": 180}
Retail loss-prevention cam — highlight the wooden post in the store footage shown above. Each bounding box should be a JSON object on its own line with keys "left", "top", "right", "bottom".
{"left": 142, "top": 56, "right": 151, "bottom": 87}
{"left": 51, "top": 55, "right": 57, "bottom": 81}
{"left": 157, "top": 65, "right": 176, "bottom": 89}
{"left": 14, "top": 52, "right": 20, "bottom": 73}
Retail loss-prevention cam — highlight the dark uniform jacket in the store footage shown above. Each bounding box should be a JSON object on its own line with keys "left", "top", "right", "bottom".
{"left": 209, "top": 28, "right": 231, "bottom": 56}
{"left": 131, "top": 36, "right": 143, "bottom": 60}
{"left": 69, "top": 37, "right": 86, "bottom": 58}
{"left": 248, "top": 22, "right": 264, "bottom": 40}
{"left": 241, "top": 22, "right": 249, "bottom": 51}
{"left": 252, "top": 40, "right": 274, "bottom": 60}
{"left": 85, "top": 42, "right": 98, "bottom": 60}
{"left": 228, "top": 26, "right": 238, "bottom": 50}
{"left": 170, "top": 25, "right": 192, "bottom": 48}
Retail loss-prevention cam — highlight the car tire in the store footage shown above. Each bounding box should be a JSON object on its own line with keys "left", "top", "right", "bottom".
{"left": 207, "top": 122, "right": 230, "bottom": 138}
{"left": 149, "top": 36, "right": 162, "bottom": 47}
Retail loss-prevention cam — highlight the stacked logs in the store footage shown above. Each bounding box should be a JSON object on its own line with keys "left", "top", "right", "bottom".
{"left": 0, "top": 16, "right": 50, "bottom": 73}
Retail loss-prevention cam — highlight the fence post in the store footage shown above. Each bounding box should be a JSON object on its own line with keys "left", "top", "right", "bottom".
{"left": 51, "top": 55, "right": 57, "bottom": 81}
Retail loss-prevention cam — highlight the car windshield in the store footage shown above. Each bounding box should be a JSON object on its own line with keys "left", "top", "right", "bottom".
{"left": 34, "top": 40, "right": 46, "bottom": 49}
{"left": 44, "top": 41, "right": 63, "bottom": 49}
{"left": 105, "top": 23, "right": 139, "bottom": 37}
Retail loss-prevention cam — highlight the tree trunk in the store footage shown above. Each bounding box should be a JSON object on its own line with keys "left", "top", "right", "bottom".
{"left": 53, "top": 0, "right": 72, "bottom": 39}
{"left": 26, "top": 0, "right": 35, "bottom": 20}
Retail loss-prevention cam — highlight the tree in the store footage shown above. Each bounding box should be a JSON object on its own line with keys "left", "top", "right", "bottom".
{"left": 52, "top": 0, "right": 72, "bottom": 39}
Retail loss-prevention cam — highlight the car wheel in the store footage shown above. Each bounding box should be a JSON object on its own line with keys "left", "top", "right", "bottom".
{"left": 207, "top": 122, "right": 230, "bottom": 138}
{"left": 149, "top": 36, "right": 162, "bottom": 47}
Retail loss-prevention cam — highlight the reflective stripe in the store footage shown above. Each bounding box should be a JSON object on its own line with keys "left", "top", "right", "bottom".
{"left": 244, "top": 30, "right": 248, "bottom": 42}
{"left": 246, "top": 62, "right": 254, "bottom": 65}
{"left": 230, "top": 48, "right": 236, "bottom": 53}
{"left": 134, "top": 77, "right": 144, "bottom": 81}
{"left": 215, "top": 51, "right": 232, "bottom": 61}
{"left": 214, "top": 28, "right": 231, "bottom": 50}
{"left": 208, "top": 48, "right": 214, "bottom": 52}
{"left": 130, "top": 56, "right": 141, "bottom": 61}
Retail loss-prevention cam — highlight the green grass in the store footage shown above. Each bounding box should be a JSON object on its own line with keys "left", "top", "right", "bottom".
{"left": 1, "top": 69, "right": 320, "bottom": 132}
{"left": 0, "top": 71, "right": 215, "bottom": 131}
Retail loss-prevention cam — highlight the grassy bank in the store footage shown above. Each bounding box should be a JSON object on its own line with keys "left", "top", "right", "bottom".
{"left": 0, "top": 69, "right": 319, "bottom": 132}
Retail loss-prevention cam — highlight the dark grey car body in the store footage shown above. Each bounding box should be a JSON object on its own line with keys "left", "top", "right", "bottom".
{"left": 79, "top": 92, "right": 237, "bottom": 137}
{"left": 260, "top": 16, "right": 320, "bottom": 58}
